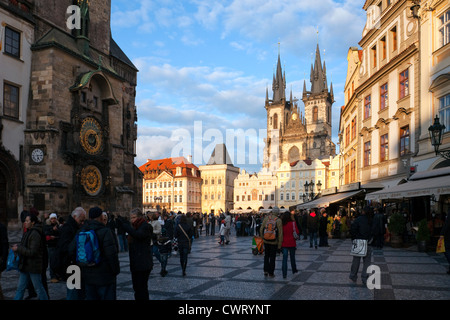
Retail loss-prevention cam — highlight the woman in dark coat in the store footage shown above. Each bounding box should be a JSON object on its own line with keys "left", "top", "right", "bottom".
{"left": 12, "top": 214, "right": 49, "bottom": 300}
{"left": 117, "top": 208, "right": 153, "bottom": 300}
{"left": 174, "top": 214, "right": 193, "bottom": 276}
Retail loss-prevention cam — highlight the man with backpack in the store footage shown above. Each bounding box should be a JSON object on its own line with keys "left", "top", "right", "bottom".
{"left": 260, "top": 206, "right": 283, "bottom": 277}
{"left": 70, "top": 206, "right": 120, "bottom": 300}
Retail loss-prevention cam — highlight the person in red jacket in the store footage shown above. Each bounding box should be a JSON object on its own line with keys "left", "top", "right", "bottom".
{"left": 281, "top": 211, "right": 299, "bottom": 279}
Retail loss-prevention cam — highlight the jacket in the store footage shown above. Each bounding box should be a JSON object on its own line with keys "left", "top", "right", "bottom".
{"left": 70, "top": 220, "right": 120, "bottom": 286}
{"left": 174, "top": 222, "right": 193, "bottom": 248}
{"left": 282, "top": 221, "right": 299, "bottom": 248}
{"left": 17, "top": 224, "right": 47, "bottom": 274}
{"left": 307, "top": 213, "right": 319, "bottom": 233}
{"left": 260, "top": 214, "right": 283, "bottom": 249}
{"left": 350, "top": 214, "right": 372, "bottom": 240}
{"left": 54, "top": 215, "right": 80, "bottom": 280}
{"left": 0, "top": 222, "right": 9, "bottom": 272}
{"left": 120, "top": 218, "right": 153, "bottom": 272}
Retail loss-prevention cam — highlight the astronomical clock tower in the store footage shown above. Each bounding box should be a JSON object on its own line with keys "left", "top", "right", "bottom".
{"left": 22, "top": 0, "right": 141, "bottom": 217}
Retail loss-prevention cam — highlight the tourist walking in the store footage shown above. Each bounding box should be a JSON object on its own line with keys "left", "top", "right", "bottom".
{"left": 44, "top": 213, "right": 61, "bottom": 282}
{"left": 0, "top": 221, "right": 9, "bottom": 300}
{"left": 70, "top": 207, "right": 120, "bottom": 300}
{"left": 12, "top": 214, "right": 49, "bottom": 300}
{"left": 117, "top": 208, "right": 153, "bottom": 300}
{"left": 54, "top": 207, "right": 86, "bottom": 300}
{"left": 349, "top": 207, "right": 373, "bottom": 285}
{"left": 307, "top": 209, "right": 319, "bottom": 249}
{"left": 281, "top": 211, "right": 299, "bottom": 278}
{"left": 224, "top": 210, "right": 232, "bottom": 244}
{"left": 318, "top": 209, "right": 329, "bottom": 247}
{"left": 158, "top": 212, "right": 174, "bottom": 277}
{"left": 174, "top": 214, "right": 193, "bottom": 276}
{"left": 150, "top": 212, "right": 162, "bottom": 263}
{"left": 260, "top": 206, "right": 283, "bottom": 277}
{"left": 440, "top": 210, "right": 450, "bottom": 274}
{"left": 372, "top": 208, "right": 386, "bottom": 249}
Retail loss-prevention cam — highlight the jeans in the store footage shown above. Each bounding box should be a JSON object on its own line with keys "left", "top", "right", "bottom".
{"left": 85, "top": 282, "right": 116, "bottom": 300}
{"left": 263, "top": 243, "right": 278, "bottom": 275}
{"left": 152, "top": 245, "right": 161, "bottom": 263}
{"left": 350, "top": 246, "right": 373, "bottom": 283}
{"left": 281, "top": 247, "right": 298, "bottom": 278}
{"left": 179, "top": 246, "right": 189, "bottom": 272}
{"left": 14, "top": 272, "right": 49, "bottom": 300}
{"left": 118, "top": 234, "right": 128, "bottom": 252}
{"left": 309, "top": 232, "right": 318, "bottom": 247}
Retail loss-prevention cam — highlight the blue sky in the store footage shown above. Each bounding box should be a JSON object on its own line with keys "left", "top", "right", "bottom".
{"left": 110, "top": 0, "right": 367, "bottom": 172}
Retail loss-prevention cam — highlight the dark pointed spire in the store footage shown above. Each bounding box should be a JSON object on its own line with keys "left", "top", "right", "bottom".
{"left": 272, "top": 52, "right": 286, "bottom": 103}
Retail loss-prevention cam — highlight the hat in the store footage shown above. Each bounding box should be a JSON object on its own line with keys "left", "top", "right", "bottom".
{"left": 271, "top": 206, "right": 280, "bottom": 214}
{"left": 89, "top": 207, "right": 103, "bottom": 219}
{"left": 49, "top": 213, "right": 57, "bottom": 219}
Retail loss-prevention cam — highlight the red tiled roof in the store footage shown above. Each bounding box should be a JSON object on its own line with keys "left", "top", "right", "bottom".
{"left": 139, "top": 157, "right": 200, "bottom": 178}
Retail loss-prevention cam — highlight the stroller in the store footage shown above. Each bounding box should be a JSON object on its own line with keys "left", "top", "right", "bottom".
{"left": 252, "top": 236, "right": 264, "bottom": 255}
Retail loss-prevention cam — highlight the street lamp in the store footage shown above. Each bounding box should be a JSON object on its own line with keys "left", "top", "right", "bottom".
{"left": 317, "top": 180, "right": 322, "bottom": 194}
{"left": 154, "top": 196, "right": 163, "bottom": 202}
{"left": 304, "top": 181, "right": 309, "bottom": 201}
{"left": 428, "top": 115, "right": 450, "bottom": 160}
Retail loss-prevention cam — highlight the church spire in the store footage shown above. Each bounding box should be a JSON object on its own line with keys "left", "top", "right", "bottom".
{"left": 272, "top": 50, "right": 286, "bottom": 103}
{"left": 310, "top": 43, "right": 327, "bottom": 94}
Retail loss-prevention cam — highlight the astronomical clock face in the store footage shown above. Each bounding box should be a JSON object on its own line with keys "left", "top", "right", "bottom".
{"left": 80, "top": 117, "right": 103, "bottom": 155}
{"left": 80, "top": 165, "right": 102, "bottom": 196}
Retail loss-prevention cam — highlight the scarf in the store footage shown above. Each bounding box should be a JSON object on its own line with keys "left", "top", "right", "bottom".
{"left": 127, "top": 217, "right": 146, "bottom": 243}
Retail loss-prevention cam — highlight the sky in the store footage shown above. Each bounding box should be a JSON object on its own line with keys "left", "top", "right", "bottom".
{"left": 110, "top": 0, "right": 368, "bottom": 173}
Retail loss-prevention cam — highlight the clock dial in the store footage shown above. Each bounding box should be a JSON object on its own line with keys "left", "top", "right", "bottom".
{"left": 31, "top": 148, "right": 44, "bottom": 164}
{"left": 80, "top": 165, "right": 102, "bottom": 196}
{"left": 80, "top": 117, "right": 103, "bottom": 155}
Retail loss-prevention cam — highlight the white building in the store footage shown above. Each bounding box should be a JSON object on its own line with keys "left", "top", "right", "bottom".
{"left": 0, "top": 2, "right": 34, "bottom": 225}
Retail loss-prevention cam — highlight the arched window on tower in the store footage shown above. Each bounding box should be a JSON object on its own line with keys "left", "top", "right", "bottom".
{"left": 313, "top": 107, "right": 318, "bottom": 123}
{"left": 273, "top": 113, "right": 278, "bottom": 129}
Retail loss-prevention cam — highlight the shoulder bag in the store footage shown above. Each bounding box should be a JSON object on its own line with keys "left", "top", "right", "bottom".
{"left": 350, "top": 239, "right": 368, "bottom": 257}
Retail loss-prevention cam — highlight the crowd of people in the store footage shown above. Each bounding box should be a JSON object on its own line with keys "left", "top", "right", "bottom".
{"left": 0, "top": 204, "right": 449, "bottom": 300}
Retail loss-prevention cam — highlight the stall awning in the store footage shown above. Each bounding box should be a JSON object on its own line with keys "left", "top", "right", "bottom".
{"left": 296, "top": 190, "right": 364, "bottom": 210}
{"left": 366, "top": 167, "right": 450, "bottom": 201}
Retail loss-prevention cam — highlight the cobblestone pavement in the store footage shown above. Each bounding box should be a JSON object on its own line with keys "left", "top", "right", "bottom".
{"left": 2, "top": 229, "right": 450, "bottom": 301}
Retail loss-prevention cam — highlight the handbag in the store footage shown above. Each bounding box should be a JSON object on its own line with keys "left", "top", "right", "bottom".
{"left": 179, "top": 225, "right": 191, "bottom": 250}
{"left": 350, "top": 239, "right": 368, "bottom": 257}
{"left": 436, "top": 237, "right": 446, "bottom": 253}
{"left": 6, "top": 249, "right": 19, "bottom": 272}
{"left": 292, "top": 221, "right": 299, "bottom": 240}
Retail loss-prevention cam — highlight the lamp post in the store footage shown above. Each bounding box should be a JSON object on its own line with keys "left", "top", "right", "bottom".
{"left": 428, "top": 115, "right": 450, "bottom": 160}
{"left": 304, "top": 181, "right": 309, "bottom": 202}
{"left": 317, "top": 180, "right": 322, "bottom": 194}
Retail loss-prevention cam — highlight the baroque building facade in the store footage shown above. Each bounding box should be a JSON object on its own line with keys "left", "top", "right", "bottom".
{"left": 140, "top": 157, "right": 202, "bottom": 213}
{"left": 0, "top": 0, "right": 141, "bottom": 225}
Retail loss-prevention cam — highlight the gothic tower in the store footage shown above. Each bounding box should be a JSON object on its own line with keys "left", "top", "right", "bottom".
{"left": 302, "top": 43, "right": 336, "bottom": 160}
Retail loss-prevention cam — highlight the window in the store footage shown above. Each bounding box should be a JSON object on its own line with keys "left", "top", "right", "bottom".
{"left": 3, "top": 83, "right": 19, "bottom": 119}
{"left": 364, "top": 141, "right": 371, "bottom": 167}
{"left": 236, "top": 195, "right": 239, "bottom": 202}
{"left": 399, "top": 69, "right": 409, "bottom": 99}
{"left": 286, "top": 193, "right": 290, "bottom": 201}
{"left": 280, "top": 193, "right": 284, "bottom": 201}
{"left": 345, "top": 125, "right": 350, "bottom": 147}
{"left": 371, "top": 45, "right": 377, "bottom": 68}
{"left": 351, "top": 117, "right": 357, "bottom": 140}
{"left": 380, "top": 134, "right": 389, "bottom": 162}
{"left": 273, "top": 113, "right": 278, "bottom": 129}
{"left": 4, "top": 26, "right": 20, "bottom": 58}
{"left": 380, "top": 83, "right": 388, "bottom": 110}
{"left": 351, "top": 160, "right": 356, "bottom": 182}
{"left": 364, "top": 95, "right": 371, "bottom": 119}
{"left": 381, "top": 36, "right": 386, "bottom": 60}
{"left": 313, "top": 107, "right": 318, "bottom": 122}
{"left": 345, "top": 165, "right": 349, "bottom": 185}
{"left": 179, "top": 195, "right": 182, "bottom": 202}
{"left": 439, "top": 94, "right": 450, "bottom": 133}
{"left": 400, "top": 126, "right": 410, "bottom": 156}
{"left": 439, "top": 9, "right": 450, "bottom": 48}
{"left": 391, "top": 26, "right": 397, "bottom": 52}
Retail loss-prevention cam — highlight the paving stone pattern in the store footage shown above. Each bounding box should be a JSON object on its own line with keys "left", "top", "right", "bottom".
{"left": 2, "top": 229, "right": 450, "bottom": 300}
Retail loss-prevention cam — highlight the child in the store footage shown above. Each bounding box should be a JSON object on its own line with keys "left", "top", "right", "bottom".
{"left": 218, "top": 219, "right": 225, "bottom": 245}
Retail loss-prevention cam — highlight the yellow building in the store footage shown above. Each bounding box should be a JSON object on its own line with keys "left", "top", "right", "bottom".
{"left": 356, "top": 0, "right": 420, "bottom": 188}
{"left": 199, "top": 144, "right": 239, "bottom": 215}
